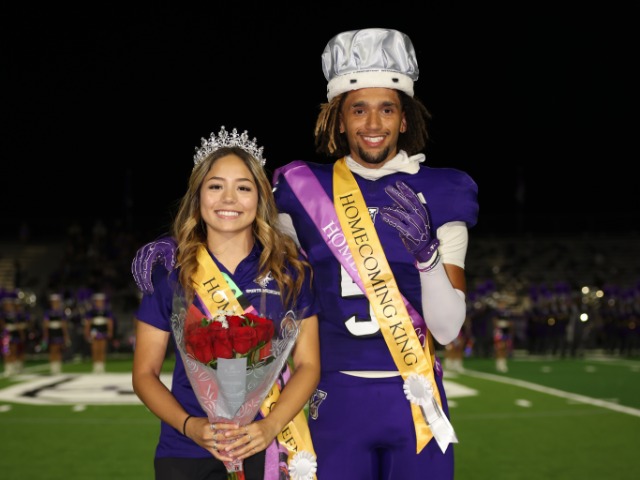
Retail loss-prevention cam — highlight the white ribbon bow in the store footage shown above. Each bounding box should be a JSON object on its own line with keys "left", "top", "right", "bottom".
{"left": 289, "top": 450, "right": 317, "bottom": 480}
{"left": 403, "top": 373, "right": 459, "bottom": 453}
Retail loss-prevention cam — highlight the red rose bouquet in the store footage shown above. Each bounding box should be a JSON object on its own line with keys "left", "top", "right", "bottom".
{"left": 171, "top": 298, "right": 301, "bottom": 479}
{"left": 185, "top": 311, "right": 275, "bottom": 370}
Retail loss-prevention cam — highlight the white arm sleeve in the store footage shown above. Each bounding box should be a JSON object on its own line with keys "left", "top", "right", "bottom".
{"left": 437, "top": 221, "right": 468, "bottom": 268}
{"left": 418, "top": 221, "right": 469, "bottom": 345}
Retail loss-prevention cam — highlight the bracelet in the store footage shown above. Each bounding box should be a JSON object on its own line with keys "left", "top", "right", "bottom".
{"left": 414, "top": 253, "right": 440, "bottom": 273}
{"left": 182, "top": 415, "right": 193, "bottom": 436}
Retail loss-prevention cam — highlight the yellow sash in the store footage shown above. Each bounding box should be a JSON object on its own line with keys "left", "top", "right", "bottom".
{"left": 192, "top": 245, "right": 317, "bottom": 476}
{"left": 333, "top": 159, "right": 440, "bottom": 453}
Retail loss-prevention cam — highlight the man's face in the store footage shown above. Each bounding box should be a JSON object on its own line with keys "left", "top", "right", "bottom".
{"left": 339, "top": 87, "right": 407, "bottom": 168}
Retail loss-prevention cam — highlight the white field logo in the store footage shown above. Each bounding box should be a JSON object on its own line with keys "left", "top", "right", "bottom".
{"left": 0, "top": 373, "right": 173, "bottom": 405}
{"left": 0, "top": 371, "right": 475, "bottom": 406}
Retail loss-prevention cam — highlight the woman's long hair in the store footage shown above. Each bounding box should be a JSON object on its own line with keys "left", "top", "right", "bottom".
{"left": 171, "top": 146, "right": 310, "bottom": 307}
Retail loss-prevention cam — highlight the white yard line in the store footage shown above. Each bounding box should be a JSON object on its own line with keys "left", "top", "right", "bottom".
{"left": 462, "top": 369, "right": 640, "bottom": 417}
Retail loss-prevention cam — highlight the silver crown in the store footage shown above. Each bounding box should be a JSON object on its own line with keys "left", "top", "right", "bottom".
{"left": 193, "top": 126, "right": 266, "bottom": 167}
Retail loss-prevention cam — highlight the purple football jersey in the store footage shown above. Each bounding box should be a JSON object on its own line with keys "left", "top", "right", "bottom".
{"left": 274, "top": 160, "right": 477, "bottom": 478}
{"left": 273, "top": 161, "right": 478, "bottom": 372}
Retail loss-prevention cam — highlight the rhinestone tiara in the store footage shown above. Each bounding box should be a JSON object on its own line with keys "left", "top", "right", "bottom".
{"left": 193, "top": 126, "right": 266, "bottom": 167}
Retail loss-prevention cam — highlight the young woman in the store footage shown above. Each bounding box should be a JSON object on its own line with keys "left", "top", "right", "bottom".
{"left": 83, "top": 292, "right": 114, "bottom": 374}
{"left": 43, "top": 293, "right": 70, "bottom": 375}
{"left": 132, "top": 128, "right": 320, "bottom": 480}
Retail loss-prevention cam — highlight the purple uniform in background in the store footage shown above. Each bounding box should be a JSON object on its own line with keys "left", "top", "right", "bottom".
{"left": 273, "top": 160, "right": 478, "bottom": 479}
{"left": 84, "top": 306, "right": 113, "bottom": 340}
{"left": 44, "top": 308, "right": 68, "bottom": 345}
{"left": 135, "top": 243, "right": 318, "bottom": 460}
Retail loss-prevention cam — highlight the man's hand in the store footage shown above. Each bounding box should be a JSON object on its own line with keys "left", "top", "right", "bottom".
{"left": 131, "top": 236, "right": 177, "bottom": 294}
{"left": 380, "top": 180, "right": 439, "bottom": 265}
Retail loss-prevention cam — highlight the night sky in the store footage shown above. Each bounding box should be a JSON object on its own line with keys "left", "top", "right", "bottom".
{"left": 3, "top": 3, "right": 636, "bottom": 240}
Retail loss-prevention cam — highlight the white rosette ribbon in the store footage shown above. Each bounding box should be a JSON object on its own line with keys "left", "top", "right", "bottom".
{"left": 403, "top": 373, "right": 458, "bottom": 453}
{"left": 288, "top": 450, "right": 317, "bottom": 480}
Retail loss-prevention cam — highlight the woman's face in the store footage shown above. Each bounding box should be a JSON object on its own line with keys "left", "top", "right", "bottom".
{"left": 199, "top": 153, "right": 258, "bottom": 238}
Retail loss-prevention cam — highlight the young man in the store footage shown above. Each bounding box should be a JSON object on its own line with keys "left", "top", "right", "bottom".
{"left": 132, "top": 28, "right": 478, "bottom": 479}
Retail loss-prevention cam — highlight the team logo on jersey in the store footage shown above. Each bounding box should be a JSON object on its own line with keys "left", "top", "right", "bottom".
{"left": 308, "top": 388, "right": 327, "bottom": 419}
{"left": 256, "top": 271, "right": 274, "bottom": 289}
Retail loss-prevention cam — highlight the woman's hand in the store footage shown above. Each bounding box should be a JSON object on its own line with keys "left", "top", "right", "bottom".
{"left": 214, "top": 419, "right": 278, "bottom": 461}
{"left": 183, "top": 418, "right": 237, "bottom": 460}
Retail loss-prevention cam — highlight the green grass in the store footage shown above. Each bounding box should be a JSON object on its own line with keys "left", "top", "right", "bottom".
{"left": 2, "top": 403, "right": 157, "bottom": 479}
{"left": 1, "top": 356, "right": 639, "bottom": 479}
{"left": 0, "top": 358, "right": 169, "bottom": 480}
{"left": 449, "top": 357, "right": 640, "bottom": 479}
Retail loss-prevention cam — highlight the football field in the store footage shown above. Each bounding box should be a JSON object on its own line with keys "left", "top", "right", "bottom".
{"left": 0, "top": 355, "right": 638, "bottom": 479}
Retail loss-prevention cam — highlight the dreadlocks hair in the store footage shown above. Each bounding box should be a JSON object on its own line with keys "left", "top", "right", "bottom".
{"left": 313, "top": 90, "right": 432, "bottom": 159}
